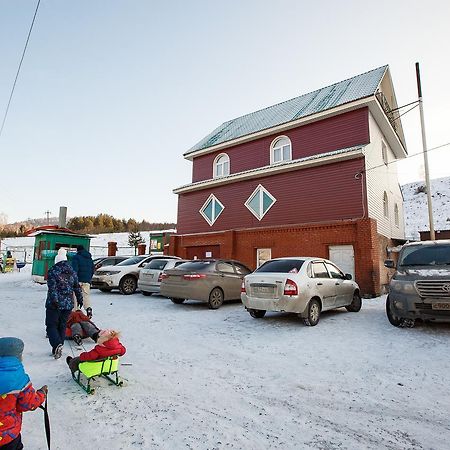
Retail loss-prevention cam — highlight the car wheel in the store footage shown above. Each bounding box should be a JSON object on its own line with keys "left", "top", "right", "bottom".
{"left": 141, "top": 291, "right": 152, "bottom": 296}
{"left": 386, "top": 295, "right": 403, "bottom": 327}
{"left": 248, "top": 309, "right": 266, "bottom": 318}
{"left": 302, "top": 299, "right": 321, "bottom": 326}
{"left": 345, "top": 292, "right": 362, "bottom": 312}
{"left": 99, "top": 288, "right": 112, "bottom": 293}
{"left": 208, "top": 287, "right": 224, "bottom": 309}
{"left": 170, "top": 298, "right": 185, "bottom": 304}
{"left": 119, "top": 276, "right": 137, "bottom": 295}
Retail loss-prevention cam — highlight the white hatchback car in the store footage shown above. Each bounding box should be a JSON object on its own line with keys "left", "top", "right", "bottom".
{"left": 241, "top": 257, "right": 361, "bottom": 326}
{"left": 92, "top": 255, "right": 179, "bottom": 295}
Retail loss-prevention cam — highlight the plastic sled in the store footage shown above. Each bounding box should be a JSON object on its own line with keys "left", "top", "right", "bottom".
{"left": 72, "top": 356, "right": 123, "bottom": 394}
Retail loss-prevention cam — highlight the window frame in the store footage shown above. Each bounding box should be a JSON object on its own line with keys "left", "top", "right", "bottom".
{"left": 213, "top": 153, "right": 230, "bottom": 179}
{"left": 382, "top": 141, "right": 388, "bottom": 165}
{"left": 244, "top": 184, "right": 276, "bottom": 221}
{"left": 199, "top": 193, "right": 225, "bottom": 226}
{"left": 270, "top": 135, "right": 292, "bottom": 165}
{"left": 383, "top": 191, "right": 389, "bottom": 218}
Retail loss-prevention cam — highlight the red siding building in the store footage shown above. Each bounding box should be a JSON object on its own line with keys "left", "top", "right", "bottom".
{"left": 170, "top": 66, "right": 408, "bottom": 296}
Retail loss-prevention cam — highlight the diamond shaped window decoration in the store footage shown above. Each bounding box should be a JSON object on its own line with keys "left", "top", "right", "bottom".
{"left": 199, "top": 194, "right": 225, "bottom": 226}
{"left": 245, "top": 185, "right": 276, "bottom": 221}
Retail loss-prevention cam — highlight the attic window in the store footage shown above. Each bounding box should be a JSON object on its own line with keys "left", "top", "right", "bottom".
{"left": 270, "top": 136, "right": 292, "bottom": 164}
{"left": 383, "top": 192, "right": 389, "bottom": 218}
{"left": 382, "top": 141, "right": 388, "bottom": 165}
{"left": 199, "top": 194, "right": 224, "bottom": 226}
{"left": 213, "top": 153, "right": 230, "bottom": 178}
{"left": 245, "top": 185, "right": 276, "bottom": 221}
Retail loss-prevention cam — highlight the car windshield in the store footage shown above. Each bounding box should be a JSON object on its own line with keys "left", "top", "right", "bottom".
{"left": 144, "top": 259, "right": 168, "bottom": 270}
{"left": 399, "top": 244, "right": 450, "bottom": 266}
{"left": 256, "top": 259, "right": 305, "bottom": 273}
{"left": 174, "top": 261, "right": 214, "bottom": 271}
{"left": 116, "top": 256, "right": 147, "bottom": 266}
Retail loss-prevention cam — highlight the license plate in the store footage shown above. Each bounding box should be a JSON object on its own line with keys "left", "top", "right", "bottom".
{"left": 143, "top": 273, "right": 154, "bottom": 279}
{"left": 432, "top": 302, "right": 450, "bottom": 310}
{"left": 253, "top": 286, "right": 275, "bottom": 295}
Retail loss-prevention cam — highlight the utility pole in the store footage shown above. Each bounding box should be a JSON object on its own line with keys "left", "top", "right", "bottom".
{"left": 415, "top": 62, "right": 435, "bottom": 240}
{"left": 44, "top": 210, "right": 51, "bottom": 225}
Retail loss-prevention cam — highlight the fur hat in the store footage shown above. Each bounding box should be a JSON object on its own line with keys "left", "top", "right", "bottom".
{"left": 97, "top": 329, "right": 120, "bottom": 345}
{"left": 54, "top": 248, "right": 67, "bottom": 264}
{"left": 0, "top": 337, "right": 24, "bottom": 359}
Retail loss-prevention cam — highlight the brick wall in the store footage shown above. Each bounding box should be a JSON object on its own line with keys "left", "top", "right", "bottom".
{"left": 169, "top": 218, "right": 383, "bottom": 296}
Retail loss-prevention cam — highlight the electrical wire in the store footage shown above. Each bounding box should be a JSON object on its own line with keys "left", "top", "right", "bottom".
{"left": 0, "top": 0, "right": 41, "bottom": 140}
{"left": 360, "top": 141, "right": 450, "bottom": 175}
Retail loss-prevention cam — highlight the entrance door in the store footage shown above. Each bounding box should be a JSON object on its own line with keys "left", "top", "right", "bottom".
{"left": 186, "top": 245, "right": 220, "bottom": 260}
{"left": 329, "top": 245, "right": 355, "bottom": 279}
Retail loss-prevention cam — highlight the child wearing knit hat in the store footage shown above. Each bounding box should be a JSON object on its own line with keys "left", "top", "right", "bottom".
{"left": 0, "top": 337, "right": 47, "bottom": 449}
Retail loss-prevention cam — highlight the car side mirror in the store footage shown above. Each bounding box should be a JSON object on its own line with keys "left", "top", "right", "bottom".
{"left": 384, "top": 260, "right": 396, "bottom": 269}
{"left": 344, "top": 273, "right": 352, "bottom": 280}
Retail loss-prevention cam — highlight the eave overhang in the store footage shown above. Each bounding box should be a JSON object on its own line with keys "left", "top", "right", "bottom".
{"left": 174, "top": 145, "right": 366, "bottom": 195}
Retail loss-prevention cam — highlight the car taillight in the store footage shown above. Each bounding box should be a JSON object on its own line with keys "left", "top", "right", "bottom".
{"left": 241, "top": 281, "right": 246, "bottom": 294}
{"left": 183, "top": 273, "right": 206, "bottom": 280}
{"left": 284, "top": 278, "right": 298, "bottom": 296}
{"left": 160, "top": 273, "right": 169, "bottom": 280}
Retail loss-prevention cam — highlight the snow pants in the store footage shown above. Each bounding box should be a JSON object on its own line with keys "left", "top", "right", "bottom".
{"left": 70, "top": 321, "right": 98, "bottom": 339}
{"left": 46, "top": 308, "right": 71, "bottom": 353}
{"left": 73, "top": 283, "right": 91, "bottom": 311}
{"left": 1, "top": 434, "right": 23, "bottom": 449}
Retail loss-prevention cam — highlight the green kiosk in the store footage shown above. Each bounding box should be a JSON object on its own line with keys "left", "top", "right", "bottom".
{"left": 29, "top": 226, "right": 91, "bottom": 283}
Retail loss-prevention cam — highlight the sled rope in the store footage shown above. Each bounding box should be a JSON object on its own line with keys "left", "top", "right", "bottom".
{"left": 38, "top": 394, "right": 51, "bottom": 449}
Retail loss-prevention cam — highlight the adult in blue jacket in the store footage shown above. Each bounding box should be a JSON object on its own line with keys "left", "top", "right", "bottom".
{"left": 71, "top": 245, "right": 95, "bottom": 318}
{"left": 46, "top": 249, "right": 83, "bottom": 359}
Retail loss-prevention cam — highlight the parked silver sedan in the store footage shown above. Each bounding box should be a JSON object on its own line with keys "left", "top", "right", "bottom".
{"left": 138, "top": 258, "right": 188, "bottom": 295}
{"left": 160, "top": 259, "right": 252, "bottom": 309}
{"left": 241, "top": 257, "right": 361, "bottom": 326}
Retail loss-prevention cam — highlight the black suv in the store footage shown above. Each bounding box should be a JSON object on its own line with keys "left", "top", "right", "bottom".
{"left": 385, "top": 240, "right": 450, "bottom": 327}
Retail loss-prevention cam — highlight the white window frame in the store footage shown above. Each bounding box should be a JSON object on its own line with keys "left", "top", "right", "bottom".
{"left": 199, "top": 194, "right": 225, "bottom": 226}
{"left": 383, "top": 192, "right": 389, "bottom": 218}
{"left": 245, "top": 184, "right": 277, "bottom": 221}
{"left": 256, "top": 248, "right": 272, "bottom": 268}
{"left": 394, "top": 203, "right": 399, "bottom": 227}
{"left": 270, "top": 135, "right": 292, "bottom": 165}
{"left": 382, "top": 141, "right": 388, "bottom": 165}
{"left": 213, "top": 153, "right": 230, "bottom": 178}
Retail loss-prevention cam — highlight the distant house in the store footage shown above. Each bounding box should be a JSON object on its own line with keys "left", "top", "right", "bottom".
{"left": 170, "top": 65, "right": 407, "bottom": 296}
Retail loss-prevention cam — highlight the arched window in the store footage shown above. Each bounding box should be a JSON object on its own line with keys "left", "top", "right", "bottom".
{"left": 383, "top": 192, "right": 389, "bottom": 218}
{"left": 394, "top": 203, "right": 399, "bottom": 226}
{"left": 382, "top": 141, "right": 388, "bottom": 165}
{"left": 213, "top": 153, "right": 230, "bottom": 178}
{"left": 270, "top": 136, "right": 292, "bottom": 164}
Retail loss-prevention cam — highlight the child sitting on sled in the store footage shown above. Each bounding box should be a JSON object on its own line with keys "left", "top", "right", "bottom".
{"left": 66, "top": 309, "right": 100, "bottom": 346}
{"left": 66, "top": 329, "right": 126, "bottom": 374}
{"left": 0, "top": 337, "right": 47, "bottom": 449}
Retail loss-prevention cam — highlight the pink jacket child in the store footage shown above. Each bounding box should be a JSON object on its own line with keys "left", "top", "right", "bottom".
{"left": 0, "top": 337, "right": 47, "bottom": 449}
{"left": 66, "top": 330, "right": 126, "bottom": 374}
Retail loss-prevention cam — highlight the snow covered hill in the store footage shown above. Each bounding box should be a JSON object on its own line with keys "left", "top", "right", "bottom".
{"left": 401, "top": 176, "right": 450, "bottom": 240}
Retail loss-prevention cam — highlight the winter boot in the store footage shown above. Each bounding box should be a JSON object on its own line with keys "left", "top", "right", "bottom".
{"left": 92, "top": 331, "right": 99, "bottom": 342}
{"left": 53, "top": 344, "right": 63, "bottom": 359}
{"left": 86, "top": 307, "right": 93, "bottom": 319}
{"left": 73, "top": 334, "right": 82, "bottom": 346}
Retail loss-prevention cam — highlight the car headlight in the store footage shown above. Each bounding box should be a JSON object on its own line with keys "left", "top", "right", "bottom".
{"left": 390, "top": 280, "right": 415, "bottom": 294}
{"left": 101, "top": 271, "right": 121, "bottom": 275}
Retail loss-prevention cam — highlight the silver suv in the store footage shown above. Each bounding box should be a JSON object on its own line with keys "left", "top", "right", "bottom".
{"left": 385, "top": 240, "right": 450, "bottom": 327}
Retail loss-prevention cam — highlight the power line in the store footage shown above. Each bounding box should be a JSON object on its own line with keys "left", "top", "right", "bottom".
{"left": 0, "top": 0, "right": 41, "bottom": 140}
{"left": 361, "top": 141, "right": 450, "bottom": 175}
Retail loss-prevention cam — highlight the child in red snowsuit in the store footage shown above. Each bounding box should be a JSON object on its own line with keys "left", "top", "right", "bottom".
{"left": 66, "top": 330, "right": 126, "bottom": 374}
{"left": 0, "top": 337, "right": 47, "bottom": 449}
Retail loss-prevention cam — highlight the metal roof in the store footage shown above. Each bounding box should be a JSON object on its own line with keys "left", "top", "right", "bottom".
{"left": 186, "top": 65, "right": 387, "bottom": 155}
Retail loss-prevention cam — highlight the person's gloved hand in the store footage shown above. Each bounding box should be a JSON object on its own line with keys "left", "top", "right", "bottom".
{"left": 38, "top": 385, "right": 48, "bottom": 394}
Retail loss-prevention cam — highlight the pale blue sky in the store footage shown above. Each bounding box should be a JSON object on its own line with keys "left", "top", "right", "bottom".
{"left": 1, "top": 0, "right": 449, "bottom": 223}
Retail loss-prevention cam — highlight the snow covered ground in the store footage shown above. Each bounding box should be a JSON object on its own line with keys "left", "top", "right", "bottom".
{"left": 1, "top": 268, "right": 450, "bottom": 449}
{"left": 402, "top": 176, "right": 450, "bottom": 240}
